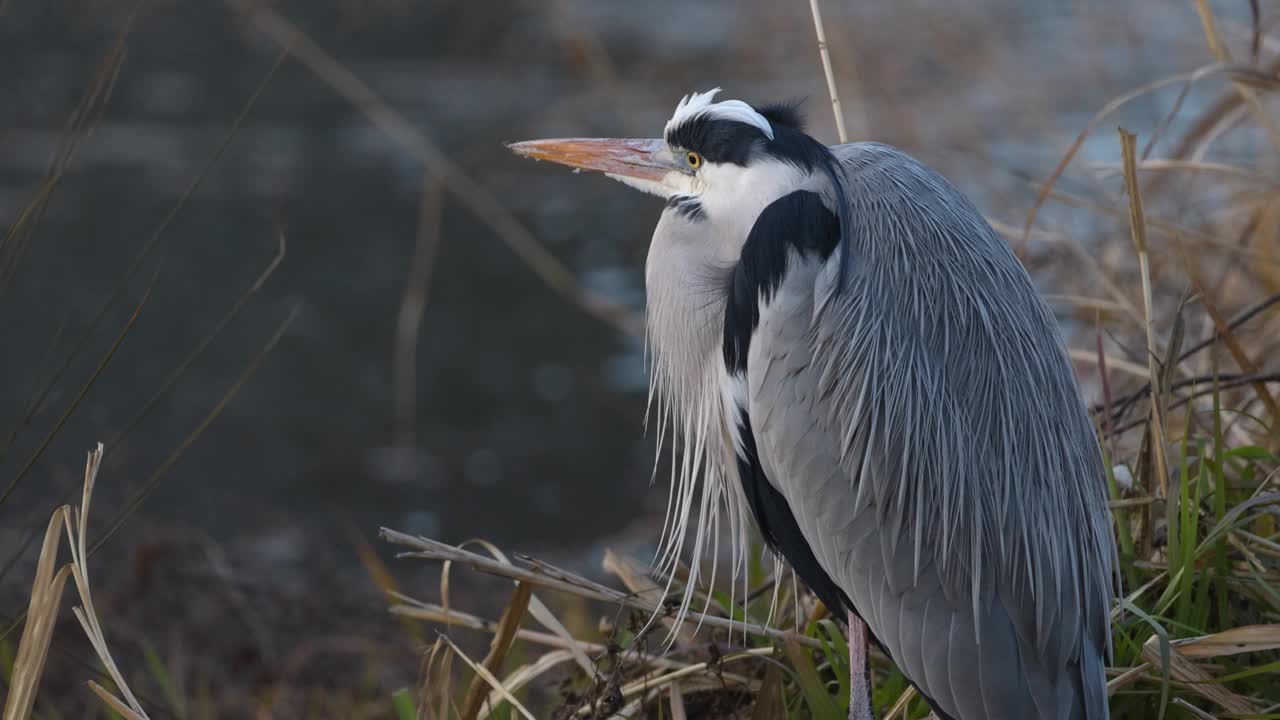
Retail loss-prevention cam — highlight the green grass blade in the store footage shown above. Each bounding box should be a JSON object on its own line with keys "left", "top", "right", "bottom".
{"left": 784, "top": 637, "right": 841, "bottom": 720}
{"left": 1121, "top": 597, "right": 1172, "bottom": 720}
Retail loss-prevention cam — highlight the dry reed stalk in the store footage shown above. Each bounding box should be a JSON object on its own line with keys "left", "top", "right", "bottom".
{"left": 1, "top": 512, "right": 71, "bottom": 720}
{"left": 1, "top": 445, "right": 150, "bottom": 720}
{"left": 1120, "top": 130, "right": 1171, "bottom": 498}
{"left": 806, "top": 0, "right": 848, "bottom": 143}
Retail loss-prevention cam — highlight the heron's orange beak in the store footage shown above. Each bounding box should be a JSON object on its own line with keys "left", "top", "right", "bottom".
{"left": 507, "top": 138, "right": 677, "bottom": 182}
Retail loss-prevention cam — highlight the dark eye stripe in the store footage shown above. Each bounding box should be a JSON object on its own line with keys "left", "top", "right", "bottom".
{"left": 665, "top": 116, "right": 767, "bottom": 166}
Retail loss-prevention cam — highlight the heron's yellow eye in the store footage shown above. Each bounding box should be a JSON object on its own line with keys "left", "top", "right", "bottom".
{"left": 686, "top": 151, "right": 702, "bottom": 169}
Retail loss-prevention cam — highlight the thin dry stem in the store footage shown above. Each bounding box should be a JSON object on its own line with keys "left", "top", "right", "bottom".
{"left": 1120, "top": 128, "right": 1171, "bottom": 499}
{"left": 806, "top": 0, "right": 848, "bottom": 143}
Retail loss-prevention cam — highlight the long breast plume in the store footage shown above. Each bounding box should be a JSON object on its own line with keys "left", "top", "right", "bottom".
{"left": 644, "top": 282, "right": 757, "bottom": 643}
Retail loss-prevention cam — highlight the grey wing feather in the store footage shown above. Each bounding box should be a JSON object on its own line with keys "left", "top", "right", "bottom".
{"left": 748, "top": 142, "right": 1115, "bottom": 718}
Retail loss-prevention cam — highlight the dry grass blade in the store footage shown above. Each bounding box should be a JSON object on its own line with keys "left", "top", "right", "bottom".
{"left": 1140, "top": 636, "right": 1260, "bottom": 715}
{"left": 380, "top": 529, "right": 823, "bottom": 649}
{"left": 1171, "top": 625, "right": 1280, "bottom": 658}
{"left": 460, "top": 581, "right": 532, "bottom": 720}
{"left": 438, "top": 635, "right": 536, "bottom": 720}
{"left": 2, "top": 515, "right": 71, "bottom": 720}
{"left": 85, "top": 681, "right": 146, "bottom": 720}
{"left": 481, "top": 650, "right": 577, "bottom": 713}
{"left": 1107, "top": 663, "right": 1150, "bottom": 694}
{"left": 2, "top": 445, "right": 151, "bottom": 720}
{"left": 420, "top": 637, "right": 455, "bottom": 720}
{"left": 64, "top": 445, "right": 149, "bottom": 719}
{"left": 883, "top": 685, "right": 918, "bottom": 719}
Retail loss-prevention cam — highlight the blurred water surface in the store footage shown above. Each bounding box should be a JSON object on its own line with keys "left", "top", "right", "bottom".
{"left": 0, "top": 0, "right": 1240, "bottom": 575}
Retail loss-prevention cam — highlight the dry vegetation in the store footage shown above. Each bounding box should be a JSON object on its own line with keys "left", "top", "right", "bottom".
{"left": 3, "top": 0, "right": 1280, "bottom": 718}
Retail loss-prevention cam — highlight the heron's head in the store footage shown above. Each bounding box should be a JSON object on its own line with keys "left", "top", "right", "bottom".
{"left": 509, "top": 88, "right": 832, "bottom": 253}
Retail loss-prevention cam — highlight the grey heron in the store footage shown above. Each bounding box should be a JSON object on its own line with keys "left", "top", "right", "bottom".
{"left": 510, "top": 89, "right": 1116, "bottom": 719}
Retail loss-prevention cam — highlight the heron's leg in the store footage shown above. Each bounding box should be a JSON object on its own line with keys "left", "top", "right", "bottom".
{"left": 848, "top": 610, "right": 875, "bottom": 720}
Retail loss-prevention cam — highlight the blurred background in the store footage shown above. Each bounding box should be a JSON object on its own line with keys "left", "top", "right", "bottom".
{"left": 0, "top": 0, "right": 1273, "bottom": 716}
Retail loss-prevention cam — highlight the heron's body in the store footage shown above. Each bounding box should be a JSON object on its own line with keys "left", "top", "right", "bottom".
{"left": 511, "top": 90, "right": 1116, "bottom": 719}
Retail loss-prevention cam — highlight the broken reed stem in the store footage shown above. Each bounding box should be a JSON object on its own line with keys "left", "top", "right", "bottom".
{"left": 460, "top": 581, "right": 533, "bottom": 720}
{"left": 807, "top": 0, "right": 848, "bottom": 143}
{"left": 1119, "top": 129, "right": 1170, "bottom": 496}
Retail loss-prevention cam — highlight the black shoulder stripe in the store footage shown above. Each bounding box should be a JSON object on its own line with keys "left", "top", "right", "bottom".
{"left": 722, "top": 190, "right": 838, "bottom": 374}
